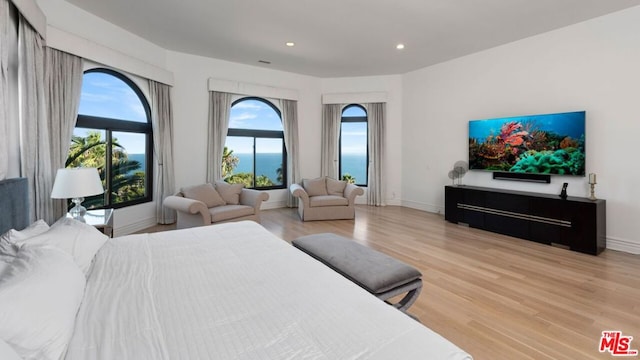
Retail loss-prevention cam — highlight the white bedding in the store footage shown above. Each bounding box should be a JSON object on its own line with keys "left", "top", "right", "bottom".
{"left": 66, "top": 221, "right": 472, "bottom": 359}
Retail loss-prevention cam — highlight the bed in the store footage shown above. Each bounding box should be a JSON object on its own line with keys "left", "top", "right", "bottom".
{"left": 0, "top": 177, "right": 472, "bottom": 360}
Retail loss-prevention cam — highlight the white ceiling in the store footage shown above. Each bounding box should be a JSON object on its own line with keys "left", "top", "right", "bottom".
{"left": 66, "top": 0, "right": 640, "bottom": 78}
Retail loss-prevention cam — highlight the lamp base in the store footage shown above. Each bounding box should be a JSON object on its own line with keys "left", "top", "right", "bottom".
{"left": 69, "top": 197, "right": 87, "bottom": 218}
{"left": 588, "top": 183, "right": 597, "bottom": 201}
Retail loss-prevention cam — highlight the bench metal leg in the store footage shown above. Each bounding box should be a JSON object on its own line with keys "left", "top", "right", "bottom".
{"left": 375, "top": 279, "right": 423, "bottom": 313}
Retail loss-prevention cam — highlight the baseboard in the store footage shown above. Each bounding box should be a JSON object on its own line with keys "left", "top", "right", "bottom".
{"left": 385, "top": 199, "right": 402, "bottom": 206}
{"left": 401, "top": 199, "right": 443, "bottom": 215}
{"left": 262, "top": 200, "right": 287, "bottom": 210}
{"left": 606, "top": 236, "right": 640, "bottom": 255}
{"left": 114, "top": 216, "right": 157, "bottom": 237}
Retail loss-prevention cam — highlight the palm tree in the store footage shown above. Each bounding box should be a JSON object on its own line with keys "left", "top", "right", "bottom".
{"left": 222, "top": 146, "right": 239, "bottom": 178}
{"left": 342, "top": 174, "right": 356, "bottom": 184}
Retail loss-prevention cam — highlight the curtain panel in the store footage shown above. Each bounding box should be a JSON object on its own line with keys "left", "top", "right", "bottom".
{"left": 149, "top": 80, "right": 177, "bottom": 224}
{"left": 0, "top": 0, "right": 9, "bottom": 179}
{"left": 320, "top": 104, "right": 342, "bottom": 179}
{"left": 18, "top": 13, "right": 53, "bottom": 223}
{"left": 280, "top": 99, "right": 300, "bottom": 207}
{"left": 45, "top": 47, "right": 84, "bottom": 220}
{"left": 206, "top": 91, "right": 233, "bottom": 183}
{"left": 366, "top": 102, "right": 386, "bottom": 206}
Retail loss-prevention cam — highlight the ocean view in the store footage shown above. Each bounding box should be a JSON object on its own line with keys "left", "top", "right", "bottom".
{"left": 127, "top": 153, "right": 146, "bottom": 173}
{"left": 233, "top": 153, "right": 367, "bottom": 185}
{"left": 126, "top": 153, "right": 368, "bottom": 185}
{"left": 234, "top": 153, "right": 283, "bottom": 183}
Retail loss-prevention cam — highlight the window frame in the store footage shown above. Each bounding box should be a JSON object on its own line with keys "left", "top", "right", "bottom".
{"left": 225, "top": 97, "right": 288, "bottom": 190}
{"left": 74, "top": 68, "right": 154, "bottom": 209}
{"left": 339, "top": 104, "right": 369, "bottom": 187}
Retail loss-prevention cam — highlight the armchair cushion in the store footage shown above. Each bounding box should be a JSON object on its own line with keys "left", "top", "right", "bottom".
{"left": 209, "top": 205, "right": 254, "bottom": 223}
{"left": 181, "top": 183, "right": 226, "bottom": 208}
{"left": 326, "top": 178, "right": 347, "bottom": 196}
{"left": 302, "top": 177, "right": 327, "bottom": 197}
{"left": 309, "top": 195, "right": 349, "bottom": 207}
{"left": 215, "top": 181, "right": 243, "bottom": 205}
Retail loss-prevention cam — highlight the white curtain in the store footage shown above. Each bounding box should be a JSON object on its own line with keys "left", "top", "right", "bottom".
{"left": 366, "top": 102, "right": 386, "bottom": 206}
{"left": 18, "top": 14, "right": 53, "bottom": 223}
{"left": 0, "top": 0, "right": 9, "bottom": 180}
{"left": 280, "top": 99, "right": 300, "bottom": 207}
{"left": 45, "top": 47, "right": 84, "bottom": 220}
{"left": 206, "top": 91, "right": 233, "bottom": 183}
{"left": 149, "top": 80, "right": 176, "bottom": 224}
{"left": 320, "top": 104, "right": 342, "bottom": 179}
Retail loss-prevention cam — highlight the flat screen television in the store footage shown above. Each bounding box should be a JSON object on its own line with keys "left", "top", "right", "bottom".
{"left": 468, "top": 111, "right": 585, "bottom": 176}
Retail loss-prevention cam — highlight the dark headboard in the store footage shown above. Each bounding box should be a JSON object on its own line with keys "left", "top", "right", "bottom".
{"left": 0, "top": 177, "right": 29, "bottom": 234}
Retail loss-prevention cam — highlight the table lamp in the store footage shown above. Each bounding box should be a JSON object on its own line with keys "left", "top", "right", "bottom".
{"left": 51, "top": 168, "right": 104, "bottom": 218}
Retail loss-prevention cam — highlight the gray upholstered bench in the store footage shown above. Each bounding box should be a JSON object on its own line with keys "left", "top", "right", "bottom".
{"left": 292, "top": 233, "right": 422, "bottom": 313}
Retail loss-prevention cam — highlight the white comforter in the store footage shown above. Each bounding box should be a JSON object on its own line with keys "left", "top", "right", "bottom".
{"left": 66, "top": 221, "right": 472, "bottom": 359}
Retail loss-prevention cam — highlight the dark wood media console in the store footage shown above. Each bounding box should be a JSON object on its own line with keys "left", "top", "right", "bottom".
{"left": 444, "top": 185, "right": 606, "bottom": 255}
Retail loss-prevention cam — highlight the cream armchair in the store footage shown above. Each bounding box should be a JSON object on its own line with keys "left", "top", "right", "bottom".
{"left": 164, "top": 182, "right": 269, "bottom": 229}
{"left": 290, "top": 177, "right": 364, "bottom": 221}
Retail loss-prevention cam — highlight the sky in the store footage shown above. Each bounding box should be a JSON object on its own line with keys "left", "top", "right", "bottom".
{"left": 340, "top": 106, "right": 367, "bottom": 154}
{"left": 77, "top": 72, "right": 147, "bottom": 154}
{"left": 227, "top": 99, "right": 283, "bottom": 153}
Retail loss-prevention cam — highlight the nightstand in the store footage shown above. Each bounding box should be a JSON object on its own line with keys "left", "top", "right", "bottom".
{"left": 68, "top": 209, "right": 114, "bottom": 237}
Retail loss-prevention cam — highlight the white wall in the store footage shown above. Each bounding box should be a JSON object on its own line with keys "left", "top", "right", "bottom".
{"left": 36, "top": 0, "right": 167, "bottom": 70}
{"left": 321, "top": 76, "right": 403, "bottom": 205}
{"left": 402, "top": 7, "right": 640, "bottom": 253}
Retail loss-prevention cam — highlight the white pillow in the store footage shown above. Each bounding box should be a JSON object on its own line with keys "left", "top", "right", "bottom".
{"left": 15, "top": 217, "right": 108, "bottom": 275}
{"left": 182, "top": 183, "right": 226, "bottom": 207}
{"left": 215, "top": 180, "right": 244, "bottom": 205}
{"left": 0, "top": 220, "right": 50, "bottom": 256}
{"left": 0, "top": 255, "right": 11, "bottom": 277}
{"left": 0, "top": 339, "right": 22, "bottom": 360}
{"left": 0, "top": 245, "right": 86, "bottom": 360}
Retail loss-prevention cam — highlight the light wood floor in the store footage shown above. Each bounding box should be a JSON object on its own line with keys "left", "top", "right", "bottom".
{"left": 144, "top": 205, "right": 640, "bottom": 360}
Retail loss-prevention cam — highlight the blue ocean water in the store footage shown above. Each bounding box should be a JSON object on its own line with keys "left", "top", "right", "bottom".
{"left": 234, "top": 153, "right": 284, "bottom": 183}
{"left": 341, "top": 154, "right": 367, "bottom": 185}
{"left": 233, "top": 153, "right": 368, "bottom": 185}
{"left": 127, "top": 153, "right": 146, "bottom": 173}
{"left": 126, "top": 153, "right": 368, "bottom": 184}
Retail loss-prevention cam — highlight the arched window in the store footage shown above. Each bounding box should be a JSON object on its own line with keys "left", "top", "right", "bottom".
{"left": 224, "top": 97, "right": 287, "bottom": 189}
{"left": 68, "top": 68, "right": 153, "bottom": 209}
{"left": 340, "top": 104, "right": 368, "bottom": 186}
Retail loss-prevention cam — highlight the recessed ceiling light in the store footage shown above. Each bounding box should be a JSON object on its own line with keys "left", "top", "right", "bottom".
{"left": 286, "top": 42, "right": 295, "bottom": 47}
{"left": 396, "top": 43, "right": 405, "bottom": 50}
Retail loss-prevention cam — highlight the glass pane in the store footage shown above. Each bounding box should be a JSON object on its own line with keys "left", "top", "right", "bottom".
{"left": 68, "top": 128, "right": 107, "bottom": 169}
{"left": 229, "top": 99, "right": 282, "bottom": 130}
{"left": 110, "top": 132, "right": 147, "bottom": 204}
{"left": 224, "top": 136, "right": 254, "bottom": 187}
{"left": 78, "top": 71, "right": 147, "bottom": 123}
{"left": 342, "top": 105, "right": 366, "bottom": 117}
{"left": 256, "top": 138, "right": 284, "bottom": 187}
{"left": 67, "top": 128, "right": 106, "bottom": 209}
{"left": 341, "top": 122, "right": 367, "bottom": 185}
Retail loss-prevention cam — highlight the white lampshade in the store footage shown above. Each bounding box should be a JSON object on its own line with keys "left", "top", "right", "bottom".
{"left": 51, "top": 168, "right": 104, "bottom": 199}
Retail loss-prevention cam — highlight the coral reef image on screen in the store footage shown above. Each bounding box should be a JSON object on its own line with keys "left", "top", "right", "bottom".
{"left": 468, "top": 111, "right": 585, "bottom": 175}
